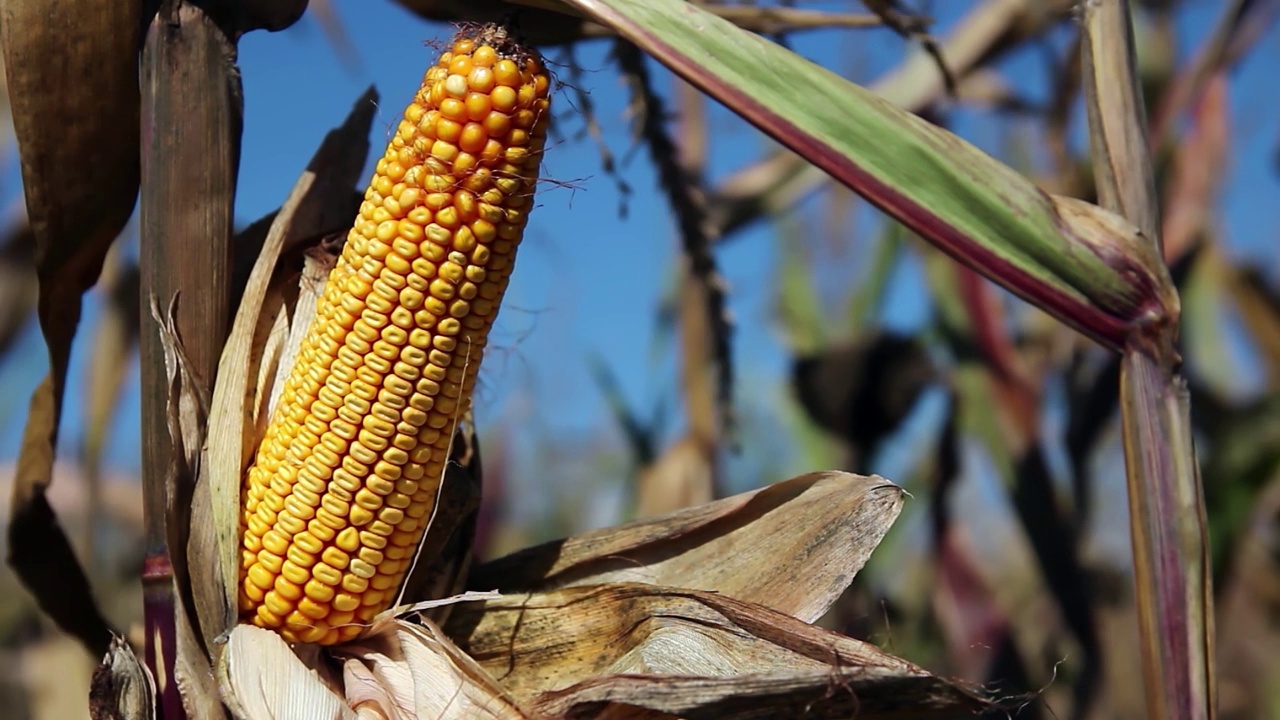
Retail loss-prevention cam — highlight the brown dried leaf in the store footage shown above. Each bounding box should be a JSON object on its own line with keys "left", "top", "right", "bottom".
{"left": 152, "top": 292, "right": 226, "bottom": 717}
{"left": 0, "top": 0, "right": 139, "bottom": 656}
{"left": 0, "top": 214, "right": 36, "bottom": 357}
{"left": 90, "top": 635, "right": 157, "bottom": 720}
{"left": 471, "top": 471, "right": 902, "bottom": 624}
{"left": 336, "top": 620, "right": 531, "bottom": 719}
{"left": 193, "top": 86, "right": 377, "bottom": 651}
{"left": 445, "top": 583, "right": 993, "bottom": 719}
{"left": 173, "top": 576, "right": 227, "bottom": 720}
{"left": 150, "top": 294, "right": 212, "bottom": 575}
{"left": 634, "top": 433, "right": 714, "bottom": 519}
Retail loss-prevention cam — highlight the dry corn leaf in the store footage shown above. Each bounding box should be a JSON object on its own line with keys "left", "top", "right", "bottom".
{"left": 194, "top": 87, "right": 378, "bottom": 651}
{"left": 337, "top": 620, "right": 530, "bottom": 719}
{"left": 445, "top": 583, "right": 993, "bottom": 719}
{"left": 221, "top": 618, "right": 531, "bottom": 720}
{"left": 0, "top": 214, "right": 36, "bottom": 358}
{"left": 151, "top": 294, "right": 229, "bottom": 719}
{"left": 172, "top": 579, "right": 227, "bottom": 720}
{"left": 471, "top": 471, "right": 902, "bottom": 624}
{"left": 0, "top": 0, "right": 140, "bottom": 656}
{"left": 634, "top": 433, "right": 715, "bottom": 519}
{"left": 220, "top": 625, "right": 356, "bottom": 720}
{"left": 89, "top": 635, "right": 157, "bottom": 720}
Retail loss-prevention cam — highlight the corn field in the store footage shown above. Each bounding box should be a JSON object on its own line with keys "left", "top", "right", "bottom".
{"left": 0, "top": 0, "right": 1277, "bottom": 718}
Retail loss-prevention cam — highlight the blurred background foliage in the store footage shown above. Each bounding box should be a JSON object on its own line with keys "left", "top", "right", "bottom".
{"left": 1, "top": 1, "right": 1278, "bottom": 718}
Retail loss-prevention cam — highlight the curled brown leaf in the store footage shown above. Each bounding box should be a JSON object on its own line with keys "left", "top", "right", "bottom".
{"left": 471, "top": 471, "right": 904, "bottom": 624}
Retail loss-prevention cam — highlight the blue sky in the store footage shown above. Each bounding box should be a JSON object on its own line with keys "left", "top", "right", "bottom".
{"left": 0, "top": 0, "right": 1276, "bottom": 497}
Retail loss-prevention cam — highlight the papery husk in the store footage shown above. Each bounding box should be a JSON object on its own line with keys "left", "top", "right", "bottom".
{"left": 220, "top": 615, "right": 530, "bottom": 720}
{"left": 90, "top": 635, "right": 157, "bottom": 720}
{"left": 470, "top": 471, "right": 903, "bottom": 623}
{"left": 445, "top": 583, "right": 994, "bottom": 719}
{"left": 149, "top": 294, "right": 227, "bottom": 720}
{"left": 214, "top": 470, "right": 991, "bottom": 719}
{"left": 219, "top": 625, "right": 355, "bottom": 720}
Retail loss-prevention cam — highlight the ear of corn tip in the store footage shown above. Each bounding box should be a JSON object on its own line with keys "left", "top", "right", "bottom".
{"left": 237, "top": 25, "right": 550, "bottom": 646}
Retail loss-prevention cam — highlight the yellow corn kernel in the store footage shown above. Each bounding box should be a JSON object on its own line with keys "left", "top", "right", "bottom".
{"left": 238, "top": 23, "right": 550, "bottom": 645}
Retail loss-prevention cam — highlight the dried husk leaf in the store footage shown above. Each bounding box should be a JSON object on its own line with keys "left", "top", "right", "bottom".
{"left": 335, "top": 620, "right": 530, "bottom": 719}
{"left": 90, "top": 635, "right": 157, "bottom": 720}
{"left": 151, "top": 293, "right": 227, "bottom": 719}
{"left": 470, "top": 471, "right": 902, "bottom": 623}
{"left": 444, "top": 583, "right": 994, "bottom": 719}
{"left": 221, "top": 618, "right": 532, "bottom": 720}
{"left": 220, "top": 625, "right": 355, "bottom": 720}
{"left": 192, "top": 87, "right": 378, "bottom": 651}
{"left": 173, "top": 577, "right": 227, "bottom": 720}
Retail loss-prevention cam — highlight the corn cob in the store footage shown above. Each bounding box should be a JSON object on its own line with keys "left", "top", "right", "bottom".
{"left": 238, "top": 25, "right": 551, "bottom": 646}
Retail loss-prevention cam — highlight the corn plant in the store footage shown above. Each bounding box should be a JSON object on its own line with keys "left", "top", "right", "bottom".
{"left": 0, "top": 0, "right": 1254, "bottom": 718}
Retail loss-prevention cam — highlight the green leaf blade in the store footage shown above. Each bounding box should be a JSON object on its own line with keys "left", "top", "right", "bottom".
{"left": 566, "top": 0, "right": 1176, "bottom": 349}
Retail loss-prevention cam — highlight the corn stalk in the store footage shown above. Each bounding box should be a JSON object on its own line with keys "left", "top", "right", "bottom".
{"left": 1081, "top": 3, "right": 1214, "bottom": 717}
